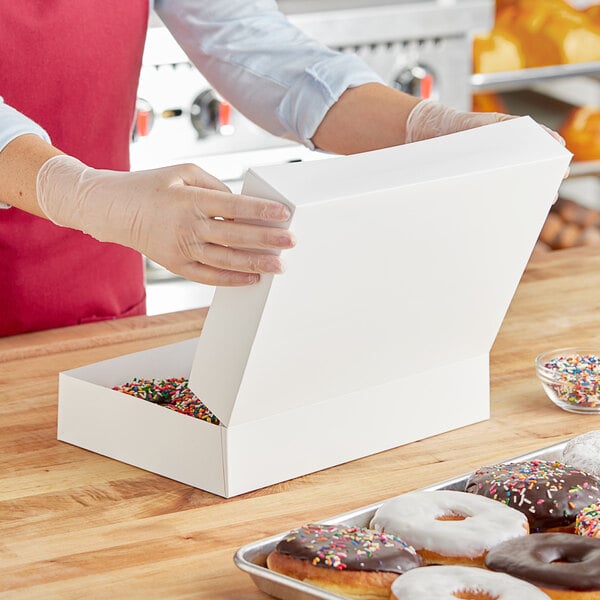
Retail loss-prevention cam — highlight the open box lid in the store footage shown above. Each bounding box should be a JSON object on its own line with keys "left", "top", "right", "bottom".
{"left": 189, "top": 117, "right": 571, "bottom": 428}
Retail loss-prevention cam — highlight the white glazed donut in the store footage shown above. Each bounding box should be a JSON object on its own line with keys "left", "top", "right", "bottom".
{"left": 369, "top": 490, "right": 528, "bottom": 565}
{"left": 563, "top": 430, "right": 600, "bottom": 477}
{"left": 390, "top": 565, "right": 551, "bottom": 599}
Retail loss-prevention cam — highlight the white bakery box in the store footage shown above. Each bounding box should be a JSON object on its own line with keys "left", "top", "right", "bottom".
{"left": 57, "top": 117, "right": 571, "bottom": 498}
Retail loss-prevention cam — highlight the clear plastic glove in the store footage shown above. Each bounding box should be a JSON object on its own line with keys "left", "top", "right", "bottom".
{"left": 36, "top": 155, "right": 295, "bottom": 286}
{"left": 405, "top": 99, "right": 566, "bottom": 147}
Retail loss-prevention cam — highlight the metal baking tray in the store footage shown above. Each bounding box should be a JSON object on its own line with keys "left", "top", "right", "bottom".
{"left": 234, "top": 440, "right": 568, "bottom": 600}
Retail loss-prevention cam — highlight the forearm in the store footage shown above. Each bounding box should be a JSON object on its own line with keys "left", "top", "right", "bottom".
{"left": 314, "top": 87, "right": 566, "bottom": 156}
{"left": 311, "top": 83, "right": 421, "bottom": 155}
{"left": 0, "top": 134, "right": 62, "bottom": 217}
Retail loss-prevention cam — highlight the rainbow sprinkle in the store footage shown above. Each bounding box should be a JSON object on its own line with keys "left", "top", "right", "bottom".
{"left": 576, "top": 504, "right": 600, "bottom": 538}
{"left": 113, "top": 377, "right": 219, "bottom": 424}
{"left": 543, "top": 354, "right": 600, "bottom": 408}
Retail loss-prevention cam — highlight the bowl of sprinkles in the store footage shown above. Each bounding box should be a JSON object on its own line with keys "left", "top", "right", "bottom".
{"left": 535, "top": 348, "right": 600, "bottom": 414}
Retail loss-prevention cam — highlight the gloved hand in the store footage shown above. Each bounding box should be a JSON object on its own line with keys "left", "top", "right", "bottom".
{"left": 405, "top": 99, "right": 565, "bottom": 146}
{"left": 36, "top": 155, "right": 295, "bottom": 286}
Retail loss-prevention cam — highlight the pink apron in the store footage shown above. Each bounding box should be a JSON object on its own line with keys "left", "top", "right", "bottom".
{"left": 0, "top": 0, "right": 149, "bottom": 335}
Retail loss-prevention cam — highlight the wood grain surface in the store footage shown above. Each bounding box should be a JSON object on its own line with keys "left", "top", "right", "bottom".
{"left": 2, "top": 247, "right": 600, "bottom": 599}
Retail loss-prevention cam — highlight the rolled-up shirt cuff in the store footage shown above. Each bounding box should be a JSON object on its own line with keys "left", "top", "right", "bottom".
{"left": 0, "top": 98, "right": 51, "bottom": 152}
{"left": 278, "top": 53, "right": 384, "bottom": 149}
{"left": 0, "top": 99, "right": 51, "bottom": 208}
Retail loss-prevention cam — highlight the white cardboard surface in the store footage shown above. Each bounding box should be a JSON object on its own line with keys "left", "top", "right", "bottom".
{"left": 57, "top": 342, "right": 489, "bottom": 497}
{"left": 190, "top": 117, "right": 571, "bottom": 428}
{"left": 58, "top": 339, "right": 227, "bottom": 496}
{"left": 57, "top": 117, "right": 572, "bottom": 497}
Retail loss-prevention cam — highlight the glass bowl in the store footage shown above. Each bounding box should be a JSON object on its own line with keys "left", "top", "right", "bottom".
{"left": 535, "top": 348, "right": 600, "bottom": 414}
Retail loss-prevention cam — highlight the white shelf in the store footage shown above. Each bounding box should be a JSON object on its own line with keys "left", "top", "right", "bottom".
{"left": 569, "top": 160, "right": 600, "bottom": 178}
{"left": 471, "top": 62, "right": 600, "bottom": 92}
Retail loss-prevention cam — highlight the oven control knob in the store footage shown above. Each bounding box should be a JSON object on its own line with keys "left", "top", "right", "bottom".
{"left": 393, "top": 65, "right": 437, "bottom": 100}
{"left": 131, "top": 98, "right": 154, "bottom": 142}
{"left": 190, "top": 89, "right": 233, "bottom": 138}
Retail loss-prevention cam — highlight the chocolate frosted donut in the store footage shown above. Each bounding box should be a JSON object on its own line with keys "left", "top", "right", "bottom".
{"left": 266, "top": 524, "right": 422, "bottom": 600}
{"left": 269, "top": 523, "right": 421, "bottom": 573}
{"left": 465, "top": 460, "right": 600, "bottom": 532}
{"left": 485, "top": 533, "right": 600, "bottom": 598}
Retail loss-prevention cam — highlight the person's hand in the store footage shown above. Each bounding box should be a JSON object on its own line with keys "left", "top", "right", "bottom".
{"left": 405, "top": 99, "right": 569, "bottom": 189}
{"left": 36, "top": 156, "right": 295, "bottom": 286}
{"left": 405, "top": 99, "right": 566, "bottom": 147}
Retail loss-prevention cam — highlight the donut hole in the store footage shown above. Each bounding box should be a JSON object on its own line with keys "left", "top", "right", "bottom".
{"left": 542, "top": 546, "right": 587, "bottom": 565}
{"left": 453, "top": 589, "right": 498, "bottom": 600}
{"left": 436, "top": 511, "right": 468, "bottom": 522}
{"left": 549, "top": 556, "right": 583, "bottom": 564}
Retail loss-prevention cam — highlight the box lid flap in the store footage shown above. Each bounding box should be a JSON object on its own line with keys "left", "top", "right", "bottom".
{"left": 189, "top": 117, "right": 571, "bottom": 427}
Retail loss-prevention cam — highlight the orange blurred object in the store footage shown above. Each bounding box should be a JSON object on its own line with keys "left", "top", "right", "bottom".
{"left": 559, "top": 106, "right": 600, "bottom": 162}
{"left": 473, "top": 28, "right": 525, "bottom": 73}
{"left": 586, "top": 4, "right": 600, "bottom": 26}
{"left": 472, "top": 92, "right": 508, "bottom": 113}
{"left": 542, "top": 8, "right": 600, "bottom": 64}
{"left": 473, "top": 0, "right": 600, "bottom": 72}
{"left": 496, "top": 0, "right": 564, "bottom": 67}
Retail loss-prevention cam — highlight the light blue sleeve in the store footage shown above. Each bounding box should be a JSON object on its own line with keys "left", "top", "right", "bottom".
{"left": 154, "top": 0, "right": 383, "bottom": 148}
{"left": 0, "top": 98, "right": 51, "bottom": 208}
{"left": 0, "top": 97, "right": 51, "bottom": 153}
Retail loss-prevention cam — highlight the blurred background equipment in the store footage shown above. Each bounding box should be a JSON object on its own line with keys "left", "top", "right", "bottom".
{"left": 471, "top": 0, "right": 600, "bottom": 253}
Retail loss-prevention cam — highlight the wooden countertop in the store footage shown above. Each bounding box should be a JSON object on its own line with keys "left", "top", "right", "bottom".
{"left": 2, "top": 246, "right": 600, "bottom": 599}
